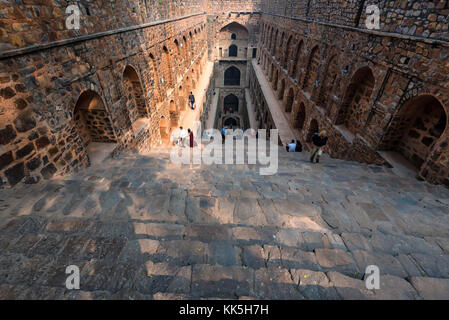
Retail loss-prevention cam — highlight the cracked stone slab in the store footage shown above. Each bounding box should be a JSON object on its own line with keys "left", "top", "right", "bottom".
{"left": 153, "top": 240, "right": 208, "bottom": 266}
{"left": 242, "top": 245, "right": 265, "bottom": 269}
{"left": 133, "top": 261, "right": 191, "bottom": 295}
{"left": 232, "top": 226, "right": 276, "bottom": 244}
{"left": 341, "top": 233, "right": 373, "bottom": 252}
{"left": 410, "top": 277, "right": 449, "bottom": 300}
{"left": 119, "top": 239, "right": 160, "bottom": 263}
{"left": 327, "top": 272, "right": 376, "bottom": 300}
{"left": 290, "top": 269, "right": 340, "bottom": 300}
{"left": 134, "top": 222, "right": 185, "bottom": 239}
{"left": 207, "top": 242, "right": 241, "bottom": 267}
{"left": 234, "top": 198, "right": 267, "bottom": 226}
{"left": 80, "top": 259, "right": 138, "bottom": 293}
{"left": 191, "top": 264, "right": 254, "bottom": 298}
{"left": 275, "top": 228, "right": 305, "bottom": 248}
{"left": 254, "top": 267, "right": 304, "bottom": 300}
{"left": 279, "top": 247, "right": 321, "bottom": 271}
{"left": 315, "top": 248, "right": 359, "bottom": 277}
{"left": 373, "top": 275, "right": 420, "bottom": 300}
{"left": 409, "top": 253, "right": 449, "bottom": 278}
{"left": 370, "top": 233, "right": 443, "bottom": 256}
{"left": 351, "top": 250, "right": 408, "bottom": 278}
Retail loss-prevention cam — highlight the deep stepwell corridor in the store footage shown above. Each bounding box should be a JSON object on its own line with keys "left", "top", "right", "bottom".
{"left": 0, "top": 144, "right": 448, "bottom": 299}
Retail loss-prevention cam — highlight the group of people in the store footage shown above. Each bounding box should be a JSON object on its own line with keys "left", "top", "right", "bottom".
{"left": 286, "top": 130, "right": 328, "bottom": 164}
{"left": 169, "top": 92, "right": 196, "bottom": 148}
{"left": 175, "top": 126, "right": 195, "bottom": 148}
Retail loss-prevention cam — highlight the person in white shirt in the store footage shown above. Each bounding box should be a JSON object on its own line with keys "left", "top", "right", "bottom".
{"left": 170, "top": 127, "right": 180, "bottom": 146}
{"left": 179, "top": 127, "right": 188, "bottom": 147}
{"left": 287, "top": 140, "right": 296, "bottom": 152}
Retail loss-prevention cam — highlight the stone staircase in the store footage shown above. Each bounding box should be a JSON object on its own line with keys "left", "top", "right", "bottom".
{"left": 0, "top": 143, "right": 449, "bottom": 300}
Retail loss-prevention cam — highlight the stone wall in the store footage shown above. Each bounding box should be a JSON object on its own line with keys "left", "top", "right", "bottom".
{"left": 2, "top": 0, "right": 449, "bottom": 188}
{"left": 259, "top": 0, "right": 449, "bottom": 41}
{"left": 255, "top": 3, "right": 449, "bottom": 186}
{"left": 208, "top": 0, "right": 261, "bottom": 13}
{"left": 0, "top": 0, "right": 208, "bottom": 52}
{"left": 0, "top": 4, "right": 208, "bottom": 187}
{"left": 248, "top": 66, "right": 276, "bottom": 133}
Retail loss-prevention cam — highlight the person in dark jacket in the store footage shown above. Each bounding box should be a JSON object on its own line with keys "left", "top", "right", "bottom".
{"left": 189, "top": 92, "right": 195, "bottom": 110}
{"left": 295, "top": 140, "right": 303, "bottom": 152}
{"left": 310, "top": 131, "right": 328, "bottom": 163}
{"left": 221, "top": 127, "right": 226, "bottom": 144}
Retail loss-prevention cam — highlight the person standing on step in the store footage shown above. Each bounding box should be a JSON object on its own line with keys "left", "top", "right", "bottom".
{"left": 310, "top": 131, "right": 328, "bottom": 163}
{"left": 189, "top": 92, "right": 195, "bottom": 110}
{"left": 221, "top": 127, "right": 226, "bottom": 144}
{"left": 188, "top": 128, "right": 194, "bottom": 148}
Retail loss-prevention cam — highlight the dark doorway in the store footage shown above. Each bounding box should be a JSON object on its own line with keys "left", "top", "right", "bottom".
{"left": 229, "top": 44, "right": 238, "bottom": 57}
{"left": 224, "top": 94, "right": 239, "bottom": 114}
{"left": 224, "top": 117, "right": 238, "bottom": 128}
{"left": 224, "top": 66, "right": 241, "bottom": 86}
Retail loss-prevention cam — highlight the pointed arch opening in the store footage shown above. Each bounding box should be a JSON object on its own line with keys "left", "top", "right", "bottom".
{"left": 379, "top": 94, "right": 447, "bottom": 171}
{"left": 291, "top": 40, "right": 303, "bottom": 78}
{"left": 306, "top": 119, "right": 319, "bottom": 142}
{"left": 229, "top": 44, "right": 238, "bottom": 57}
{"left": 336, "top": 66, "right": 375, "bottom": 134}
{"left": 162, "top": 46, "right": 173, "bottom": 87}
{"left": 318, "top": 55, "right": 339, "bottom": 109}
{"left": 159, "top": 116, "right": 170, "bottom": 145}
{"left": 303, "top": 46, "right": 320, "bottom": 92}
{"left": 284, "top": 87, "right": 295, "bottom": 113}
{"left": 220, "top": 22, "right": 249, "bottom": 39}
{"left": 224, "top": 66, "right": 241, "bottom": 86}
{"left": 295, "top": 102, "right": 306, "bottom": 130}
{"left": 149, "top": 53, "right": 159, "bottom": 103}
{"left": 74, "top": 90, "right": 116, "bottom": 145}
{"left": 169, "top": 100, "right": 179, "bottom": 129}
{"left": 224, "top": 117, "right": 239, "bottom": 128}
{"left": 277, "top": 78, "right": 285, "bottom": 100}
{"left": 224, "top": 94, "right": 239, "bottom": 114}
{"left": 283, "top": 35, "right": 292, "bottom": 69}
{"left": 123, "top": 65, "right": 147, "bottom": 120}
{"left": 73, "top": 90, "right": 117, "bottom": 165}
{"left": 273, "top": 69, "right": 279, "bottom": 91}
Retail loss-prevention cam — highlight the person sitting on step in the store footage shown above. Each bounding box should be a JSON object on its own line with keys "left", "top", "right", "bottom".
{"left": 295, "top": 140, "right": 303, "bottom": 152}
{"left": 286, "top": 140, "right": 297, "bottom": 152}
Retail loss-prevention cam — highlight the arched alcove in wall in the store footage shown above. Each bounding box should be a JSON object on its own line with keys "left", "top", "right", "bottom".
{"left": 379, "top": 94, "right": 447, "bottom": 171}
{"left": 74, "top": 90, "right": 116, "bottom": 145}
{"left": 306, "top": 119, "right": 319, "bottom": 142}
{"left": 229, "top": 44, "right": 238, "bottom": 57}
{"left": 284, "top": 87, "right": 295, "bottom": 113}
{"left": 224, "top": 94, "right": 239, "bottom": 114}
{"left": 224, "top": 66, "right": 241, "bottom": 86}
{"left": 123, "top": 65, "right": 147, "bottom": 120}
{"left": 336, "top": 66, "right": 375, "bottom": 135}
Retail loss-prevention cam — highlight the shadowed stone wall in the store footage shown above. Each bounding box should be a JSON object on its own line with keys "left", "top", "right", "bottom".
{"left": 0, "top": 1, "right": 209, "bottom": 187}
{"left": 254, "top": 1, "right": 449, "bottom": 186}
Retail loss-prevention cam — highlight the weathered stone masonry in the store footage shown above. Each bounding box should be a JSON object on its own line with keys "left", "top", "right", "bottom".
{"left": 0, "top": 1, "right": 209, "bottom": 187}
{"left": 253, "top": 0, "right": 449, "bottom": 186}
{"left": 1, "top": 0, "right": 448, "bottom": 188}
